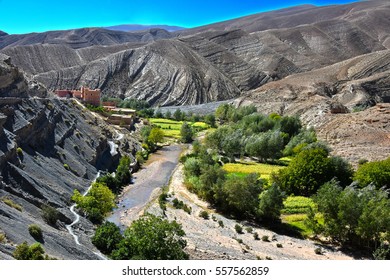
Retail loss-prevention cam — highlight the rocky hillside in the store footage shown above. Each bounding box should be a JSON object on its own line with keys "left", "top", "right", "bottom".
{"left": 1, "top": 1, "right": 388, "bottom": 106}
{"left": 0, "top": 54, "right": 140, "bottom": 259}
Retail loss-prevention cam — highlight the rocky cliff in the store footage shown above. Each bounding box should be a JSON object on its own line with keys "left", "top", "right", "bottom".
{"left": 0, "top": 55, "right": 140, "bottom": 259}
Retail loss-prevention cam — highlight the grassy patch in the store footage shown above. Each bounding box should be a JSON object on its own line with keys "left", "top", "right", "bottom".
{"left": 223, "top": 162, "right": 285, "bottom": 180}
{"left": 281, "top": 214, "right": 312, "bottom": 237}
{"left": 1, "top": 197, "right": 23, "bottom": 212}
{"left": 282, "top": 196, "right": 316, "bottom": 215}
{"left": 149, "top": 118, "right": 209, "bottom": 139}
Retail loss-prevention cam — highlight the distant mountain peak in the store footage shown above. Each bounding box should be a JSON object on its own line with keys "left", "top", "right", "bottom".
{"left": 104, "top": 24, "right": 185, "bottom": 32}
{"left": 0, "top": 31, "right": 8, "bottom": 37}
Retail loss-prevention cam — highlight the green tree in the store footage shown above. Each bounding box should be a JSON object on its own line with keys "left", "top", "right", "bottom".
{"left": 111, "top": 214, "right": 188, "bottom": 260}
{"left": 173, "top": 109, "right": 183, "bottom": 121}
{"left": 354, "top": 157, "right": 390, "bottom": 190}
{"left": 222, "top": 173, "right": 263, "bottom": 218}
{"left": 164, "top": 111, "right": 172, "bottom": 119}
{"left": 180, "top": 122, "right": 194, "bottom": 143}
{"left": 257, "top": 184, "right": 284, "bottom": 222}
{"left": 41, "top": 204, "right": 59, "bottom": 226}
{"left": 148, "top": 127, "right": 164, "bottom": 145}
{"left": 72, "top": 182, "right": 116, "bottom": 224}
{"left": 204, "top": 114, "right": 216, "bottom": 127}
{"left": 92, "top": 221, "right": 123, "bottom": 255}
{"left": 273, "top": 148, "right": 352, "bottom": 196}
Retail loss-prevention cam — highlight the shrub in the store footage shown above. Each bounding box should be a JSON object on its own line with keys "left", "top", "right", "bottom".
{"left": 276, "top": 243, "right": 283, "bottom": 248}
{"left": 28, "top": 224, "right": 43, "bottom": 241}
{"left": 262, "top": 235, "right": 270, "bottom": 242}
{"left": 0, "top": 232, "right": 6, "bottom": 244}
{"left": 158, "top": 193, "right": 168, "bottom": 211}
{"left": 246, "top": 227, "right": 253, "bottom": 233}
{"left": 63, "top": 163, "right": 70, "bottom": 170}
{"left": 257, "top": 184, "right": 284, "bottom": 222}
{"left": 1, "top": 197, "right": 22, "bottom": 212}
{"left": 314, "top": 248, "right": 322, "bottom": 255}
{"left": 41, "top": 205, "right": 59, "bottom": 226}
{"left": 218, "top": 220, "right": 224, "bottom": 228}
{"left": 182, "top": 204, "right": 192, "bottom": 215}
{"left": 199, "top": 210, "right": 209, "bottom": 220}
{"left": 253, "top": 232, "right": 260, "bottom": 240}
{"left": 17, "top": 147, "right": 23, "bottom": 156}
{"left": 354, "top": 157, "right": 390, "bottom": 190}
{"left": 235, "top": 238, "right": 243, "bottom": 244}
{"left": 235, "top": 224, "right": 243, "bottom": 234}
{"left": 180, "top": 122, "right": 194, "bottom": 143}
{"left": 13, "top": 242, "right": 44, "bottom": 260}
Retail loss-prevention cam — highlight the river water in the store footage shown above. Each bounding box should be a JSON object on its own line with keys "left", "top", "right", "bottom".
{"left": 107, "top": 144, "right": 182, "bottom": 230}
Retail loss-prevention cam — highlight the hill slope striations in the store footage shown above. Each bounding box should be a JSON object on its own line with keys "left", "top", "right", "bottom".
{"left": 0, "top": 54, "right": 140, "bottom": 259}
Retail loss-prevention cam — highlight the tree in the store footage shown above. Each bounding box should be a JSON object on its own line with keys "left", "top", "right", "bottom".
{"left": 222, "top": 173, "right": 263, "bottom": 218}
{"left": 41, "top": 204, "right": 59, "bottom": 226}
{"left": 72, "top": 182, "right": 116, "bottom": 224}
{"left": 173, "top": 109, "right": 183, "bottom": 121}
{"left": 111, "top": 214, "right": 188, "bottom": 260}
{"left": 273, "top": 148, "right": 351, "bottom": 196}
{"left": 180, "top": 122, "right": 194, "bottom": 143}
{"left": 354, "top": 157, "right": 390, "bottom": 190}
{"left": 257, "top": 184, "right": 284, "bottom": 222}
{"left": 164, "top": 111, "right": 172, "bottom": 119}
{"left": 92, "top": 221, "right": 123, "bottom": 255}
{"left": 204, "top": 114, "right": 216, "bottom": 127}
{"left": 279, "top": 116, "right": 302, "bottom": 139}
{"left": 148, "top": 127, "right": 164, "bottom": 145}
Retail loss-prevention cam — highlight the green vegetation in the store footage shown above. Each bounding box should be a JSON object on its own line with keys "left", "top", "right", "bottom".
{"left": 1, "top": 197, "right": 23, "bottom": 212}
{"left": 180, "top": 122, "right": 194, "bottom": 143}
{"left": 13, "top": 242, "right": 55, "bottom": 260}
{"left": 16, "top": 147, "right": 23, "bottom": 156}
{"left": 149, "top": 118, "right": 209, "bottom": 140}
{"left": 41, "top": 205, "right": 59, "bottom": 226}
{"left": 223, "top": 162, "right": 285, "bottom": 180}
{"left": 272, "top": 147, "right": 353, "bottom": 196}
{"left": 235, "top": 224, "right": 243, "bottom": 234}
{"left": 307, "top": 180, "right": 390, "bottom": 255}
{"left": 111, "top": 214, "right": 188, "bottom": 260}
{"left": 262, "top": 235, "right": 270, "bottom": 242}
{"left": 28, "top": 224, "right": 43, "bottom": 241}
{"left": 96, "top": 155, "right": 132, "bottom": 194}
{"left": 72, "top": 182, "right": 115, "bottom": 224}
{"left": 354, "top": 157, "right": 390, "bottom": 190}
{"left": 199, "top": 210, "right": 209, "bottom": 220}
{"left": 253, "top": 232, "right": 259, "bottom": 240}
{"left": 218, "top": 220, "right": 224, "bottom": 228}
{"left": 172, "top": 198, "right": 191, "bottom": 214}
{"left": 0, "top": 232, "right": 6, "bottom": 244}
{"left": 92, "top": 221, "right": 123, "bottom": 255}
{"left": 282, "top": 196, "right": 316, "bottom": 215}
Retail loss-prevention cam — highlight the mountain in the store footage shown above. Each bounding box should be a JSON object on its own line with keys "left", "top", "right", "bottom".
{"left": 0, "top": 54, "right": 140, "bottom": 259}
{"left": 0, "top": 31, "right": 7, "bottom": 37}
{"left": 0, "top": 1, "right": 389, "bottom": 106}
{"left": 105, "top": 24, "right": 185, "bottom": 32}
{"left": 0, "top": 27, "right": 174, "bottom": 49}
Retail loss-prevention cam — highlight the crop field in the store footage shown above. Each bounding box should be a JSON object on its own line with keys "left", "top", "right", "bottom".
{"left": 222, "top": 162, "right": 285, "bottom": 180}
{"left": 149, "top": 118, "right": 209, "bottom": 139}
{"left": 281, "top": 196, "right": 318, "bottom": 237}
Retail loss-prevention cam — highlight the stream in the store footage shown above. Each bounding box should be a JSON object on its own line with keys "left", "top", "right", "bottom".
{"left": 107, "top": 144, "right": 182, "bottom": 230}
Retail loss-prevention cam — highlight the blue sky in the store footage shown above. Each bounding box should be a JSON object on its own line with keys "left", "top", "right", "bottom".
{"left": 0, "top": 0, "right": 360, "bottom": 34}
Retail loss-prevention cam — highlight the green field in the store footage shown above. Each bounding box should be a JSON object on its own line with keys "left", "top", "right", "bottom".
{"left": 149, "top": 118, "right": 209, "bottom": 139}
{"left": 281, "top": 196, "right": 317, "bottom": 237}
{"left": 222, "top": 162, "right": 285, "bottom": 180}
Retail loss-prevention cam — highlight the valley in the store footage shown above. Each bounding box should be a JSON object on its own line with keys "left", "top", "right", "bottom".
{"left": 0, "top": 0, "right": 389, "bottom": 260}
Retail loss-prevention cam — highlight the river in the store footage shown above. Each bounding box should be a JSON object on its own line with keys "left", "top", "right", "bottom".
{"left": 107, "top": 144, "right": 182, "bottom": 230}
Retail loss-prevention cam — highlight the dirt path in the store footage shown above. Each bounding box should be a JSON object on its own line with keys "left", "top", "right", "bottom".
{"left": 107, "top": 144, "right": 183, "bottom": 230}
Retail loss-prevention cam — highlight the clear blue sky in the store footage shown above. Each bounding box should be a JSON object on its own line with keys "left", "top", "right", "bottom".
{"left": 0, "top": 0, "right": 360, "bottom": 34}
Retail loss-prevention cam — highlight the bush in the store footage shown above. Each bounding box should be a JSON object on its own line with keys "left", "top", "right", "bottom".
{"left": 276, "top": 243, "right": 283, "bottom": 248}
{"left": 253, "top": 232, "right": 260, "bottom": 240}
{"left": 246, "top": 227, "right": 253, "bottom": 233}
{"left": 354, "top": 157, "right": 390, "bottom": 190}
{"left": 17, "top": 147, "right": 23, "bottom": 156}
{"left": 28, "top": 224, "right": 43, "bottom": 241}
{"left": 63, "top": 163, "right": 70, "bottom": 170}
{"left": 262, "top": 235, "right": 270, "bottom": 242}
{"left": 257, "top": 184, "right": 284, "bottom": 222}
{"left": 199, "top": 210, "right": 209, "bottom": 220}
{"left": 218, "top": 220, "right": 224, "bottom": 228}
{"left": 13, "top": 242, "right": 47, "bottom": 260}
{"left": 92, "top": 222, "right": 123, "bottom": 255}
{"left": 235, "top": 224, "right": 243, "bottom": 234}
{"left": 41, "top": 205, "right": 59, "bottom": 226}
{"left": 180, "top": 122, "right": 194, "bottom": 143}
{"left": 1, "top": 197, "right": 22, "bottom": 212}
{"left": 314, "top": 248, "right": 322, "bottom": 255}
{"left": 0, "top": 232, "right": 6, "bottom": 244}
{"left": 111, "top": 214, "right": 188, "bottom": 260}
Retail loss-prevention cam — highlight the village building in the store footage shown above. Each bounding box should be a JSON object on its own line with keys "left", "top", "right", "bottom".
{"left": 55, "top": 86, "right": 101, "bottom": 107}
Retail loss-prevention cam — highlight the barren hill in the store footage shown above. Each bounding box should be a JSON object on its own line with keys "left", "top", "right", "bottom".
{"left": 0, "top": 1, "right": 389, "bottom": 105}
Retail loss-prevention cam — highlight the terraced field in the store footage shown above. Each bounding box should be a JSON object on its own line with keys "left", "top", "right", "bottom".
{"left": 223, "top": 162, "right": 285, "bottom": 180}
{"left": 149, "top": 118, "right": 209, "bottom": 139}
